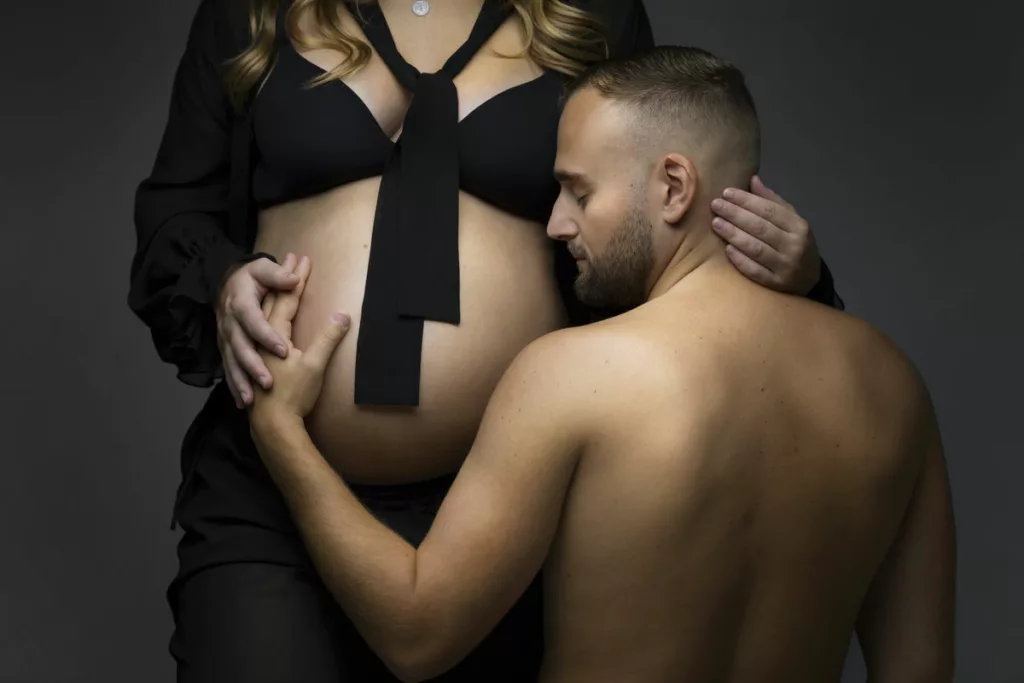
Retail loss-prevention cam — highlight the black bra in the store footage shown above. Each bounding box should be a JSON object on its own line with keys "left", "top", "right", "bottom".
{"left": 251, "top": 0, "right": 565, "bottom": 406}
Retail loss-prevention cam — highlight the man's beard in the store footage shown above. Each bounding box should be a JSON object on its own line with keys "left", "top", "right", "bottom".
{"left": 574, "top": 203, "right": 654, "bottom": 310}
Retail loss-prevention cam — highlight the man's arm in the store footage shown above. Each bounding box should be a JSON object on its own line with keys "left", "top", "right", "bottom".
{"left": 252, "top": 332, "right": 588, "bottom": 682}
{"left": 855, "top": 393, "right": 956, "bottom": 682}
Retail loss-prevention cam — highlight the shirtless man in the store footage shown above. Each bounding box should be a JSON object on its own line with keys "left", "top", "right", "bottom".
{"left": 248, "top": 46, "right": 956, "bottom": 683}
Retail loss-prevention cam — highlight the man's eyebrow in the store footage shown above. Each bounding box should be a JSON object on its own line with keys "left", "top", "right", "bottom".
{"left": 554, "top": 170, "right": 587, "bottom": 185}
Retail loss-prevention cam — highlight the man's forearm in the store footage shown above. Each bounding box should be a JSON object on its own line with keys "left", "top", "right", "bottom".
{"left": 250, "top": 414, "right": 430, "bottom": 675}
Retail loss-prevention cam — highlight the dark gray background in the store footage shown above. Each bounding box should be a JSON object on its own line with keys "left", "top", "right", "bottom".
{"left": 2, "top": 0, "right": 1020, "bottom": 681}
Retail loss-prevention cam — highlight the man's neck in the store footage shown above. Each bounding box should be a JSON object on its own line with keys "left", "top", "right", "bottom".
{"left": 647, "top": 228, "right": 741, "bottom": 301}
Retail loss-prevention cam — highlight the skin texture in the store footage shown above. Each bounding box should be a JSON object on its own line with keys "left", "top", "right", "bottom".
{"left": 247, "top": 85, "right": 954, "bottom": 683}
{"left": 217, "top": 0, "right": 824, "bottom": 424}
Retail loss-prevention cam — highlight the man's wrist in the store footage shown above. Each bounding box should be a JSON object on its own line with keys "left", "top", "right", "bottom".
{"left": 250, "top": 406, "right": 306, "bottom": 449}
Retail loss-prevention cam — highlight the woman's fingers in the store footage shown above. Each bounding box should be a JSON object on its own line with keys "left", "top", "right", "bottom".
{"left": 220, "top": 341, "right": 249, "bottom": 409}
{"left": 229, "top": 323, "right": 273, "bottom": 392}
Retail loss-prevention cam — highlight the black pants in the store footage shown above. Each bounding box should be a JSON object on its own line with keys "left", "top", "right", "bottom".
{"left": 168, "top": 385, "right": 544, "bottom": 683}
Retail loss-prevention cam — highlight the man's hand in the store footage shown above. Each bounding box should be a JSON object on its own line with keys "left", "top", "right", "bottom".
{"left": 248, "top": 255, "right": 351, "bottom": 426}
{"left": 710, "top": 175, "right": 821, "bottom": 295}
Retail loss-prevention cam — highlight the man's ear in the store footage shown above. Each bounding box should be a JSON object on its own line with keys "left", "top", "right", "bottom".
{"left": 658, "top": 153, "right": 698, "bottom": 225}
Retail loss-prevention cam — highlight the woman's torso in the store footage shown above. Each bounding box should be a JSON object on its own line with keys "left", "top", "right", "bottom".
{"left": 252, "top": 0, "right": 569, "bottom": 483}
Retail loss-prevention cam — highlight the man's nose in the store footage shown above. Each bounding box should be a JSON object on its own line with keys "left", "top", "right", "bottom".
{"left": 546, "top": 201, "right": 578, "bottom": 242}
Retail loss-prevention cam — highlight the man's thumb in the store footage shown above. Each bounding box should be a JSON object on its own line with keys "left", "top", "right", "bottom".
{"left": 306, "top": 312, "right": 350, "bottom": 368}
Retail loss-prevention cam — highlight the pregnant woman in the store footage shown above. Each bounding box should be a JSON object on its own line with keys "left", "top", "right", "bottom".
{"left": 128, "top": 0, "right": 841, "bottom": 680}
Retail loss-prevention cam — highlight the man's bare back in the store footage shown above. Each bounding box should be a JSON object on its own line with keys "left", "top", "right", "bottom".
{"left": 538, "top": 273, "right": 953, "bottom": 683}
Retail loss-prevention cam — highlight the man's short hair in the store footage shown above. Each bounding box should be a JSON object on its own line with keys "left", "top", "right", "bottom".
{"left": 566, "top": 46, "right": 761, "bottom": 184}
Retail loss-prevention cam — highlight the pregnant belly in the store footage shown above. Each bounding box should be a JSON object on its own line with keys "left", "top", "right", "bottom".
{"left": 254, "top": 178, "right": 567, "bottom": 483}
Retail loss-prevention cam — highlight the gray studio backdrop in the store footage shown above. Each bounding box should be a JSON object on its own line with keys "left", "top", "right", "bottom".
{"left": 2, "top": 1, "right": 1020, "bottom": 681}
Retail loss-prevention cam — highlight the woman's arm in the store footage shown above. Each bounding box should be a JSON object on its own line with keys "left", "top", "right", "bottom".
{"left": 129, "top": 0, "right": 273, "bottom": 387}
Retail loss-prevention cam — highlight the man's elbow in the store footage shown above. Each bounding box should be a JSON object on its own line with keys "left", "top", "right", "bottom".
{"left": 380, "top": 637, "right": 462, "bottom": 683}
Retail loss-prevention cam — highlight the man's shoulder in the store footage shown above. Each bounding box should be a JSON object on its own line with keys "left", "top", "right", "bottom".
{"left": 803, "top": 305, "right": 924, "bottom": 394}
{"left": 844, "top": 315, "right": 931, "bottom": 414}
{"left": 510, "top": 321, "right": 686, "bottom": 411}
{"left": 519, "top": 320, "right": 654, "bottom": 373}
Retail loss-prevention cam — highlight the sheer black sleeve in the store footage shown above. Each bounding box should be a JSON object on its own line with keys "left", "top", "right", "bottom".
{"left": 128, "top": 0, "right": 272, "bottom": 387}
{"left": 807, "top": 259, "right": 844, "bottom": 309}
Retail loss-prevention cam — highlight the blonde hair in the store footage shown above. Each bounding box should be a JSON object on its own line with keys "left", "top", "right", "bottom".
{"left": 224, "top": 0, "right": 609, "bottom": 111}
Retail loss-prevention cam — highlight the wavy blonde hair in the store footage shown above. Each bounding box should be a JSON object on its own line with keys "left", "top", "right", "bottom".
{"left": 224, "top": 0, "right": 609, "bottom": 110}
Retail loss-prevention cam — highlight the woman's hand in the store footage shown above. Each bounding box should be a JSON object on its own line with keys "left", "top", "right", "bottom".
{"left": 249, "top": 255, "right": 351, "bottom": 424}
{"left": 710, "top": 175, "right": 821, "bottom": 295}
{"left": 216, "top": 252, "right": 303, "bottom": 408}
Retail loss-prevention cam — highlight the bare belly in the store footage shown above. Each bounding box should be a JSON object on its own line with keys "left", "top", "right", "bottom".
{"left": 254, "top": 178, "right": 566, "bottom": 483}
